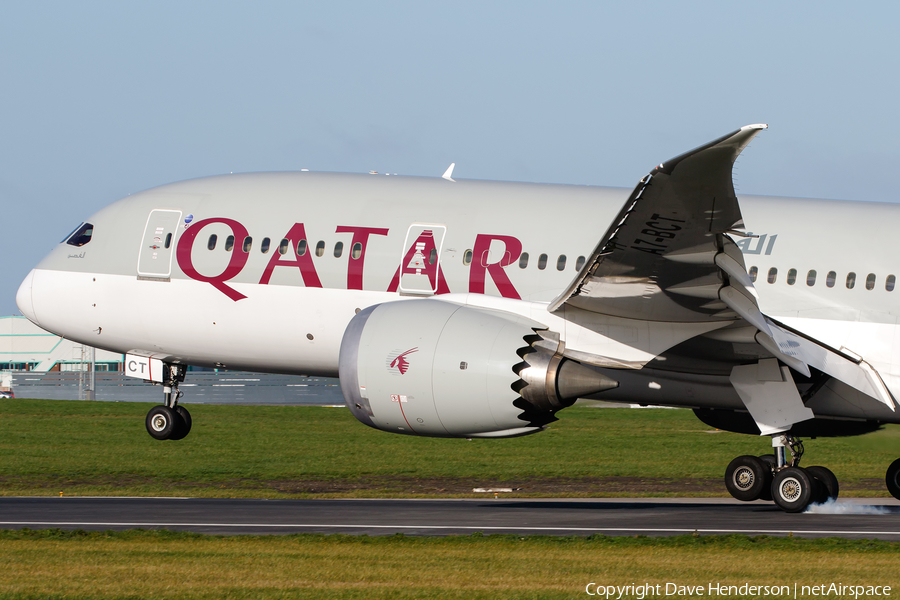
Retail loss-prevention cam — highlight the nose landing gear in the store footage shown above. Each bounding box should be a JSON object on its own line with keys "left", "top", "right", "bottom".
{"left": 145, "top": 364, "right": 191, "bottom": 441}
{"left": 724, "top": 434, "right": 839, "bottom": 513}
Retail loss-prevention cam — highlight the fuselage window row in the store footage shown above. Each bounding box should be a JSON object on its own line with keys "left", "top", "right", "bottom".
{"left": 197, "top": 236, "right": 590, "bottom": 274}
{"left": 211, "top": 235, "right": 380, "bottom": 262}
{"left": 461, "top": 251, "right": 586, "bottom": 272}
{"left": 749, "top": 266, "right": 896, "bottom": 291}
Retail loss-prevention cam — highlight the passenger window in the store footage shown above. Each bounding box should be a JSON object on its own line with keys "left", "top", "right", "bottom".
{"left": 297, "top": 239, "right": 307, "bottom": 256}
{"left": 866, "top": 273, "right": 876, "bottom": 290}
{"left": 538, "top": 254, "right": 548, "bottom": 270}
{"left": 207, "top": 234, "right": 217, "bottom": 250}
{"left": 826, "top": 271, "right": 836, "bottom": 287}
{"left": 787, "top": 268, "right": 797, "bottom": 285}
{"left": 225, "top": 235, "right": 235, "bottom": 252}
{"left": 351, "top": 242, "right": 362, "bottom": 260}
{"left": 888, "top": 275, "right": 896, "bottom": 292}
{"left": 767, "top": 267, "right": 777, "bottom": 284}
{"left": 315, "top": 241, "right": 325, "bottom": 257}
{"left": 748, "top": 266, "right": 758, "bottom": 282}
{"left": 334, "top": 241, "right": 344, "bottom": 258}
{"left": 429, "top": 248, "right": 437, "bottom": 265}
{"left": 463, "top": 250, "right": 472, "bottom": 265}
{"left": 807, "top": 270, "right": 816, "bottom": 286}
{"left": 519, "top": 252, "right": 529, "bottom": 268}
{"left": 557, "top": 255, "right": 567, "bottom": 271}
{"left": 575, "top": 256, "right": 586, "bottom": 271}
{"left": 261, "top": 238, "right": 271, "bottom": 254}
{"left": 846, "top": 272, "right": 856, "bottom": 289}
{"left": 165, "top": 233, "right": 173, "bottom": 249}
{"left": 243, "top": 237, "right": 252, "bottom": 253}
{"left": 66, "top": 222, "right": 94, "bottom": 247}
{"left": 278, "top": 239, "right": 290, "bottom": 255}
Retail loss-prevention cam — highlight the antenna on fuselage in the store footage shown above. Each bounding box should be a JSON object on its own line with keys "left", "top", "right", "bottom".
{"left": 442, "top": 163, "right": 456, "bottom": 182}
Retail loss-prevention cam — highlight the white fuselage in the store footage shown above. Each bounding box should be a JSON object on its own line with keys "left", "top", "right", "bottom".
{"left": 16, "top": 172, "right": 900, "bottom": 421}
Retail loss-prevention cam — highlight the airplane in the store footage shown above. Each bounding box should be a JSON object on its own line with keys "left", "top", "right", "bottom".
{"left": 15, "top": 124, "right": 900, "bottom": 513}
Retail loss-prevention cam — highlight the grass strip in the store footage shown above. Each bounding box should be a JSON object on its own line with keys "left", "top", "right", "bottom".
{"left": 0, "top": 529, "right": 898, "bottom": 599}
{"left": 1, "top": 399, "right": 899, "bottom": 498}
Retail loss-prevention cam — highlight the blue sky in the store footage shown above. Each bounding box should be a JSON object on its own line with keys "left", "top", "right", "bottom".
{"left": 2, "top": 2, "right": 898, "bottom": 315}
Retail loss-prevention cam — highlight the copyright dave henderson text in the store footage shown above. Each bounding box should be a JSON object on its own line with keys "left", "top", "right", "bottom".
{"left": 585, "top": 583, "right": 892, "bottom": 598}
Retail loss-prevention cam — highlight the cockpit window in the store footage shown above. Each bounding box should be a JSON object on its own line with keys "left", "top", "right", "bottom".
{"left": 66, "top": 222, "right": 94, "bottom": 247}
{"left": 61, "top": 223, "right": 83, "bottom": 243}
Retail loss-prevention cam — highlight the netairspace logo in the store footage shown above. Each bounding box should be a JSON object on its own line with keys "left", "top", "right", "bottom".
{"left": 585, "top": 582, "right": 893, "bottom": 598}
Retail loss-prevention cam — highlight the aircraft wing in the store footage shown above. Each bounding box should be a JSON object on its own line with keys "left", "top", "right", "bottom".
{"left": 549, "top": 124, "right": 764, "bottom": 322}
{"left": 549, "top": 124, "right": 895, "bottom": 412}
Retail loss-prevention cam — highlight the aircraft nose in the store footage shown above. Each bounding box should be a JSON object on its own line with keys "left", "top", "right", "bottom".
{"left": 16, "top": 269, "right": 40, "bottom": 326}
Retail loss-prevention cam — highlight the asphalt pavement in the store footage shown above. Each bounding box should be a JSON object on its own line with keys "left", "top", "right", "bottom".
{"left": 2, "top": 496, "right": 899, "bottom": 539}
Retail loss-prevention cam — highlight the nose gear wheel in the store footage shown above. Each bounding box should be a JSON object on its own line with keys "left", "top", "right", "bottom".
{"left": 143, "top": 363, "right": 191, "bottom": 441}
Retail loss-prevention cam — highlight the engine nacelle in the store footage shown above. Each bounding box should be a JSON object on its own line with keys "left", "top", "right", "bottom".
{"left": 339, "top": 299, "right": 617, "bottom": 438}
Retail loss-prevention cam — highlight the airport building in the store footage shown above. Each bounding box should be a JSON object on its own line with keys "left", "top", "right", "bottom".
{"left": 0, "top": 315, "right": 124, "bottom": 372}
{"left": 0, "top": 315, "right": 343, "bottom": 404}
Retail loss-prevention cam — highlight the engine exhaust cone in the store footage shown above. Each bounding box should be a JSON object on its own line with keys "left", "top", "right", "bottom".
{"left": 557, "top": 359, "right": 619, "bottom": 400}
{"left": 517, "top": 348, "right": 619, "bottom": 412}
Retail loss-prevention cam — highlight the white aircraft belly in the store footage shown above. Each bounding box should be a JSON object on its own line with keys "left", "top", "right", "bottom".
{"left": 29, "top": 268, "right": 400, "bottom": 377}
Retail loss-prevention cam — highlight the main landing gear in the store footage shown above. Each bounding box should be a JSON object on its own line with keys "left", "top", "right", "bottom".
{"left": 145, "top": 364, "right": 192, "bottom": 441}
{"left": 725, "top": 434, "right": 839, "bottom": 513}
{"left": 886, "top": 459, "right": 900, "bottom": 501}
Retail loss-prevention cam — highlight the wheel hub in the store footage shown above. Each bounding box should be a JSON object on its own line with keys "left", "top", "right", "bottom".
{"left": 734, "top": 467, "right": 755, "bottom": 490}
{"left": 779, "top": 477, "right": 801, "bottom": 502}
{"left": 151, "top": 414, "right": 168, "bottom": 432}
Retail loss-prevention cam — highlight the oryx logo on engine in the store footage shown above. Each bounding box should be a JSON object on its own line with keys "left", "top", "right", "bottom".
{"left": 386, "top": 348, "right": 418, "bottom": 375}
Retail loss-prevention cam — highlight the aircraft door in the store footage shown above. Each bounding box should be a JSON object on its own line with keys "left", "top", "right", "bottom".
{"left": 398, "top": 224, "right": 446, "bottom": 295}
{"left": 137, "top": 209, "right": 183, "bottom": 279}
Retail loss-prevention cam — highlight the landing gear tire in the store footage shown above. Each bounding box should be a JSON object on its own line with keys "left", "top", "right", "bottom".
{"left": 146, "top": 405, "right": 178, "bottom": 440}
{"left": 758, "top": 454, "right": 777, "bottom": 467}
{"left": 170, "top": 406, "right": 192, "bottom": 441}
{"left": 757, "top": 455, "right": 776, "bottom": 501}
{"left": 725, "top": 455, "right": 770, "bottom": 501}
{"left": 806, "top": 465, "right": 839, "bottom": 504}
{"left": 772, "top": 467, "right": 816, "bottom": 513}
{"left": 886, "top": 458, "right": 900, "bottom": 501}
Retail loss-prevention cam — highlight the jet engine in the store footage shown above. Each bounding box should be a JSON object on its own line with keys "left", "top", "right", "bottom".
{"left": 338, "top": 299, "right": 617, "bottom": 438}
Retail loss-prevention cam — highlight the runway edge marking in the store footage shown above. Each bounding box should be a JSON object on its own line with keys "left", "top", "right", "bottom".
{"left": 2, "top": 522, "right": 900, "bottom": 537}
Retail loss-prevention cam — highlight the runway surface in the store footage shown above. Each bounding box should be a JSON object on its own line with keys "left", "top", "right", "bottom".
{"left": 2, "top": 497, "right": 900, "bottom": 539}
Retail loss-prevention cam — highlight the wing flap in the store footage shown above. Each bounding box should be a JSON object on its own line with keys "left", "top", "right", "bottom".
{"left": 765, "top": 319, "right": 896, "bottom": 411}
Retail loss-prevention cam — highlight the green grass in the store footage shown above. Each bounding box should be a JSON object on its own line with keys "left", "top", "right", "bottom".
{"left": 0, "top": 529, "right": 898, "bottom": 599}
{"left": 1, "top": 399, "right": 899, "bottom": 498}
